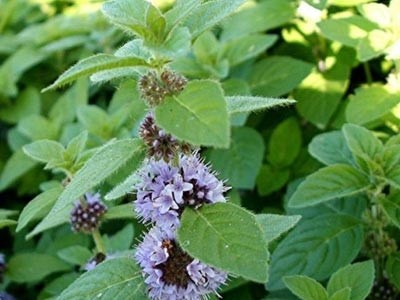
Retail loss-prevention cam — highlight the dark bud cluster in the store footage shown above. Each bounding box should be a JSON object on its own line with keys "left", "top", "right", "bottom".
{"left": 369, "top": 277, "right": 399, "bottom": 300}
{"left": 364, "top": 230, "right": 397, "bottom": 260}
{"left": 70, "top": 193, "right": 107, "bottom": 233}
{"left": 138, "top": 70, "right": 187, "bottom": 106}
{"left": 139, "top": 113, "right": 191, "bottom": 161}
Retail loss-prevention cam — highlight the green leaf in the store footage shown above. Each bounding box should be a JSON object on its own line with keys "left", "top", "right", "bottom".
{"left": 386, "top": 253, "right": 400, "bottom": 290}
{"left": 178, "top": 203, "right": 269, "bottom": 283}
{"left": 329, "top": 288, "right": 351, "bottom": 300}
{"left": 289, "top": 164, "right": 369, "bottom": 208}
{"left": 102, "top": 0, "right": 165, "bottom": 43}
{"left": 105, "top": 172, "right": 140, "bottom": 201}
{"left": 155, "top": 80, "right": 229, "bottom": 148}
{"left": 358, "top": 3, "right": 391, "bottom": 28}
{"left": 104, "top": 224, "right": 134, "bottom": 252}
{"left": 58, "top": 257, "right": 147, "bottom": 300}
{"left": 40, "top": 272, "right": 80, "bottom": 299}
{"left": 77, "top": 105, "right": 112, "bottom": 139}
{"left": 283, "top": 275, "right": 328, "bottom": 300}
{"left": 357, "top": 29, "right": 391, "bottom": 61}
{"left": 308, "top": 131, "right": 354, "bottom": 166}
{"left": 28, "top": 139, "right": 145, "bottom": 238}
{"left": 226, "top": 96, "right": 295, "bottom": 114}
{"left": 294, "top": 61, "right": 350, "bottom": 129}
{"left": 17, "top": 186, "right": 63, "bottom": 232}
{"left": 64, "top": 131, "right": 88, "bottom": 162}
{"left": 206, "top": 127, "right": 264, "bottom": 189}
{"left": 182, "top": 0, "right": 246, "bottom": 38}
{"left": 0, "top": 150, "right": 37, "bottom": 191}
{"left": 0, "top": 87, "right": 41, "bottom": 124}
{"left": 222, "top": 34, "right": 277, "bottom": 66}
{"left": 0, "top": 209, "right": 18, "bottom": 219}
{"left": 268, "top": 118, "right": 302, "bottom": 168}
{"left": 104, "top": 204, "right": 136, "bottom": 220}
{"left": 268, "top": 214, "right": 363, "bottom": 290}
{"left": 7, "top": 253, "right": 70, "bottom": 283}
{"left": 256, "top": 214, "right": 301, "bottom": 244}
{"left": 57, "top": 246, "right": 92, "bottom": 266}
{"left": 221, "top": 0, "right": 296, "bottom": 40}
{"left": 342, "top": 123, "right": 383, "bottom": 170}
{"left": 23, "top": 140, "right": 65, "bottom": 166}
{"left": 43, "top": 54, "right": 149, "bottom": 91}
{"left": 165, "top": 0, "right": 201, "bottom": 32}
{"left": 327, "top": 261, "right": 374, "bottom": 300}
{"left": 0, "top": 219, "right": 17, "bottom": 229}
{"left": 18, "top": 115, "right": 58, "bottom": 140}
{"left": 385, "top": 165, "right": 400, "bottom": 189}
{"left": 346, "top": 85, "right": 400, "bottom": 125}
{"left": 318, "top": 16, "right": 378, "bottom": 47}
{"left": 257, "top": 165, "right": 290, "bottom": 196}
{"left": 250, "top": 56, "right": 313, "bottom": 97}
{"left": 380, "top": 196, "right": 400, "bottom": 228}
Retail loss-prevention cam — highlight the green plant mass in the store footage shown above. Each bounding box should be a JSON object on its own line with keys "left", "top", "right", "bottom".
{"left": 1, "top": 0, "right": 400, "bottom": 299}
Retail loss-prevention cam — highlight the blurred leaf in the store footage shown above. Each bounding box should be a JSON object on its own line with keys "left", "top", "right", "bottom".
{"left": 268, "top": 118, "right": 302, "bottom": 168}
{"left": 155, "top": 80, "right": 229, "bottom": 148}
{"left": 0, "top": 87, "right": 41, "bottom": 124}
{"left": 357, "top": 30, "right": 391, "bottom": 61}
{"left": 178, "top": 203, "right": 269, "bottom": 283}
{"left": 104, "top": 224, "right": 134, "bottom": 252}
{"left": 268, "top": 214, "right": 363, "bottom": 290}
{"left": 7, "top": 253, "right": 70, "bottom": 283}
{"left": 0, "top": 150, "right": 37, "bottom": 191}
{"left": 222, "top": 34, "right": 277, "bottom": 66}
{"left": 58, "top": 257, "right": 147, "bottom": 300}
{"left": 57, "top": 246, "right": 92, "bottom": 266}
{"left": 250, "top": 56, "right": 313, "bottom": 97}
{"left": 207, "top": 127, "right": 264, "bottom": 189}
{"left": 346, "top": 85, "right": 400, "bottom": 125}
{"left": 295, "top": 62, "right": 350, "bottom": 129}
{"left": 289, "top": 164, "right": 369, "bottom": 208}
{"left": 23, "top": 140, "right": 65, "bottom": 166}
{"left": 318, "top": 16, "right": 378, "bottom": 47}
{"left": 386, "top": 253, "right": 400, "bottom": 290}
{"left": 257, "top": 165, "right": 290, "bottom": 196}
{"left": 283, "top": 276, "right": 328, "bottom": 300}
{"left": 0, "top": 219, "right": 17, "bottom": 229}
{"left": 221, "top": 0, "right": 296, "bottom": 40}
{"left": 327, "top": 261, "right": 374, "bottom": 300}
{"left": 104, "top": 204, "right": 136, "bottom": 220}
{"left": 18, "top": 115, "right": 59, "bottom": 141}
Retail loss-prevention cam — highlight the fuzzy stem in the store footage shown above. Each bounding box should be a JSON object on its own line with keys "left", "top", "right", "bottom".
{"left": 92, "top": 229, "right": 106, "bottom": 254}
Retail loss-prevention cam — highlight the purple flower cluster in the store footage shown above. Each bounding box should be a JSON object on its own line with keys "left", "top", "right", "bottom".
{"left": 135, "top": 227, "right": 227, "bottom": 300}
{"left": 134, "top": 153, "right": 228, "bottom": 230}
{"left": 70, "top": 193, "right": 107, "bottom": 233}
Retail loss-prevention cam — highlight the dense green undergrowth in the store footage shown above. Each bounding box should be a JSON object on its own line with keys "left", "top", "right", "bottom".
{"left": 0, "top": 0, "right": 400, "bottom": 299}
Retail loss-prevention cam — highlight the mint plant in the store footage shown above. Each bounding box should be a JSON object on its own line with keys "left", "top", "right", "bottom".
{"left": 1, "top": 0, "right": 400, "bottom": 299}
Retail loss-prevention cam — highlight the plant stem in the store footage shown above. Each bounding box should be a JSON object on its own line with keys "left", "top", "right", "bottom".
{"left": 92, "top": 229, "right": 106, "bottom": 253}
{"left": 363, "top": 62, "right": 373, "bottom": 85}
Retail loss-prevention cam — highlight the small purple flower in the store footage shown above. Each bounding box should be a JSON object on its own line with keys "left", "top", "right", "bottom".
{"left": 84, "top": 252, "right": 108, "bottom": 271}
{"left": 134, "top": 153, "right": 228, "bottom": 229}
{"left": 0, "top": 292, "right": 15, "bottom": 300}
{"left": 0, "top": 253, "right": 5, "bottom": 283}
{"left": 135, "top": 227, "right": 227, "bottom": 300}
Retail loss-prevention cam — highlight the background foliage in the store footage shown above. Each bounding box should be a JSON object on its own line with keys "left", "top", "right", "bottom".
{"left": 0, "top": 0, "right": 400, "bottom": 299}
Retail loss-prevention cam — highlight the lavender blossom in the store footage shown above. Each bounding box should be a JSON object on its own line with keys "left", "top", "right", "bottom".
{"left": 134, "top": 153, "right": 228, "bottom": 229}
{"left": 135, "top": 227, "right": 227, "bottom": 300}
